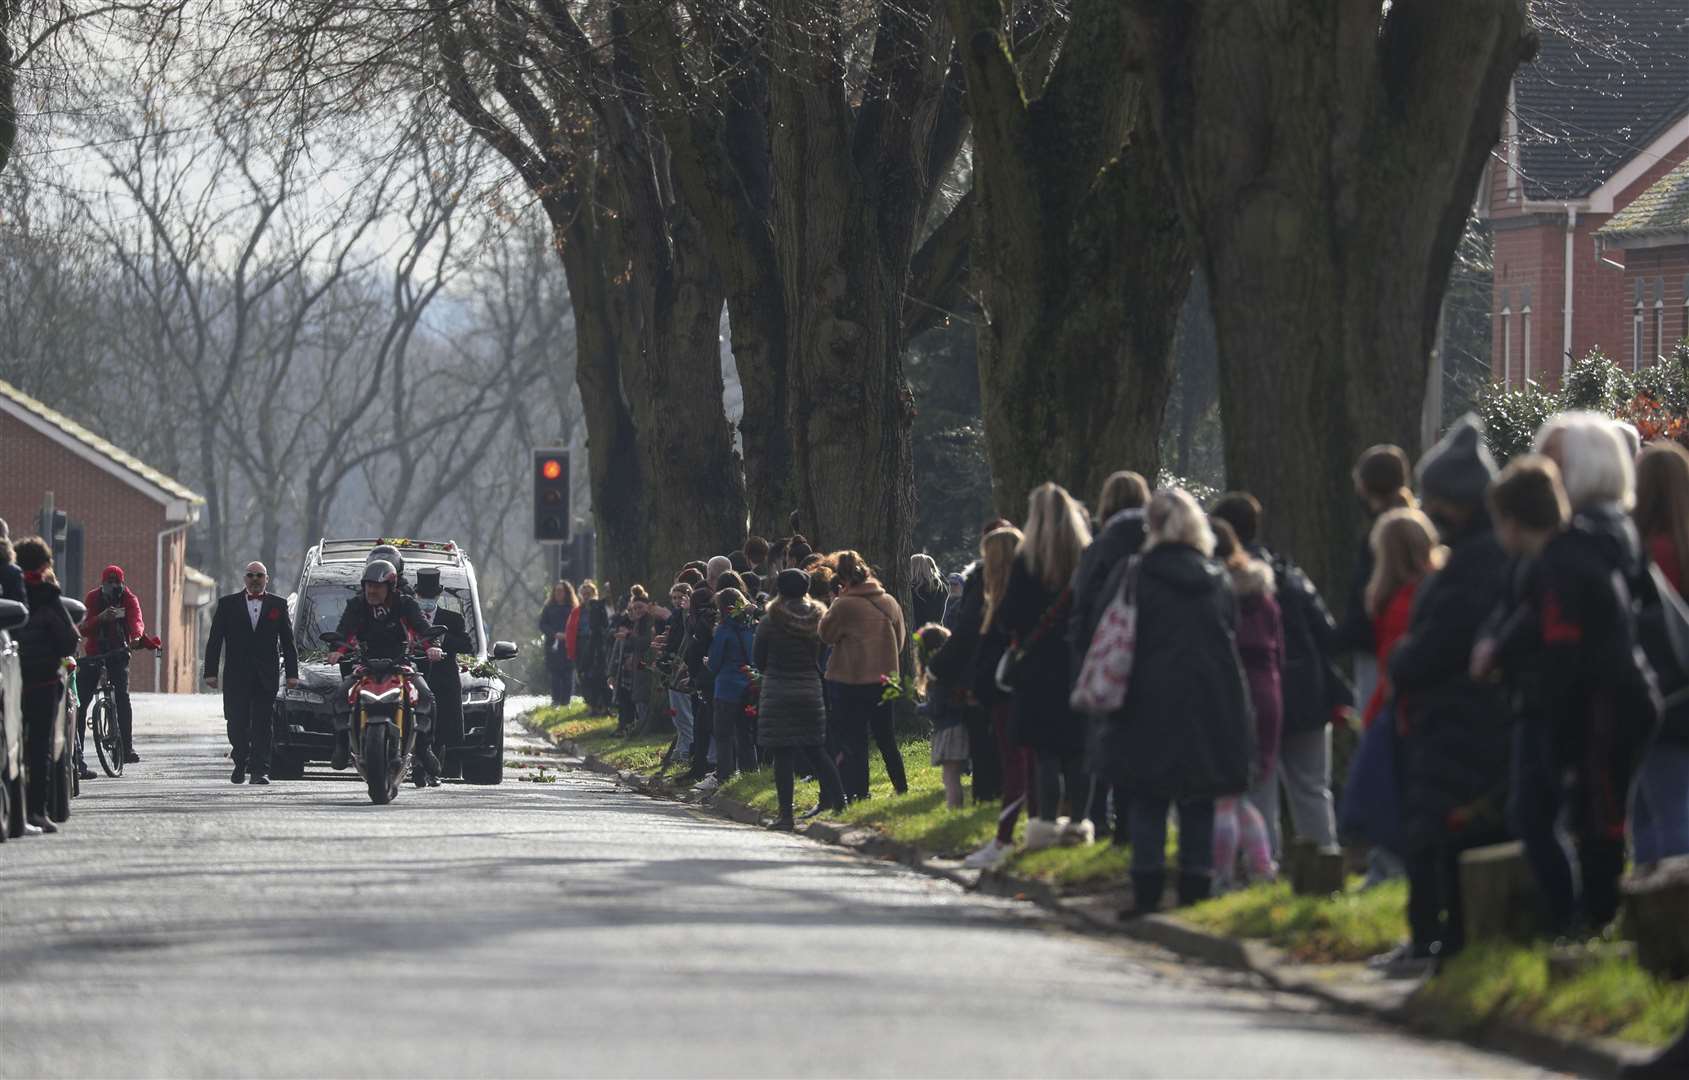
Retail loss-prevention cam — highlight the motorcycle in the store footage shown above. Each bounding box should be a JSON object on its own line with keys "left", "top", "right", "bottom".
{"left": 320, "top": 625, "right": 445, "bottom": 805}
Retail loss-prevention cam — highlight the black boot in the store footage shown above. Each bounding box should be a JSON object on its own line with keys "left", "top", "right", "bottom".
{"left": 330, "top": 730, "right": 350, "bottom": 771}
{"left": 1122, "top": 870, "right": 1166, "bottom": 920}
{"left": 1176, "top": 870, "right": 1214, "bottom": 908}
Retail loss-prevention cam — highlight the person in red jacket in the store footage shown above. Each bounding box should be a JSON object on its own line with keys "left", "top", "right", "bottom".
{"left": 77, "top": 565, "right": 146, "bottom": 773}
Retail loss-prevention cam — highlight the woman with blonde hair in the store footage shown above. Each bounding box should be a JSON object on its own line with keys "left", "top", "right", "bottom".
{"left": 1362, "top": 509, "right": 1446, "bottom": 728}
{"left": 1098, "top": 489, "right": 1253, "bottom": 914}
{"left": 962, "top": 525, "right": 1033, "bottom": 868}
{"left": 998, "top": 483, "right": 1094, "bottom": 850}
{"left": 909, "top": 553, "right": 946, "bottom": 627}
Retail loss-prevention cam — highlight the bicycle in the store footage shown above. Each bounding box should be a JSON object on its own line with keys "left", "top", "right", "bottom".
{"left": 81, "top": 638, "right": 158, "bottom": 778}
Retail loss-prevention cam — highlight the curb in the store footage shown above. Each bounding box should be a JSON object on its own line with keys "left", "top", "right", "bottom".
{"left": 521, "top": 712, "right": 1655, "bottom": 1078}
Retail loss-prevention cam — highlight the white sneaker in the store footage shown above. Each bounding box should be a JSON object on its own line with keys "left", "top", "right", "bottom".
{"left": 691, "top": 775, "right": 721, "bottom": 794}
{"left": 1060, "top": 817, "right": 1096, "bottom": 846}
{"left": 962, "top": 839, "right": 1011, "bottom": 869}
{"left": 1023, "top": 817, "right": 1062, "bottom": 852}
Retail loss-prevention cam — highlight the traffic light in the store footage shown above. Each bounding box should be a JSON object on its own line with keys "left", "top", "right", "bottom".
{"left": 38, "top": 508, "right": 67, "bottom": 565}
{"left": 532, "top": 449, "right": 570, "bottom": 542}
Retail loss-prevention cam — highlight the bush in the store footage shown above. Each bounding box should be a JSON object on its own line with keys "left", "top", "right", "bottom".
{"left": 1475, "top": 345, "right": 1689, "bottom": 462}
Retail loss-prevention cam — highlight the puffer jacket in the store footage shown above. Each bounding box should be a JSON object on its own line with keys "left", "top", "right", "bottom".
{"left": 1230, "top": 557, "right": 1284, "bottom": 781}
{"left": 754, "top": 597, "right": 827, "bottom": 747}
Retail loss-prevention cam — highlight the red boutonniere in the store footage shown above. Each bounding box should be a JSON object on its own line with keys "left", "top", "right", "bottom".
{"left": 267, "top": 607, "right": 281, "bottom": 621}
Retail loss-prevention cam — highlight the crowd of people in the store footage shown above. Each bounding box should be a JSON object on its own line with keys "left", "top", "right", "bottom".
{"left": 1, "top": 515, "right": 159, "bottom": 835}
{"left": 533, "top": 411, "right": 1689, "bottom": 976}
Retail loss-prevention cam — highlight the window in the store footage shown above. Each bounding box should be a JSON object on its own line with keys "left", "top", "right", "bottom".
{"left": 1521, "top": 304, "right": 1532, "bottom": 384}
{"left": 1500, "top": 305, "right": 1513, "bottom": 385}
{"left": 1634, "top": 293, "right": 1646, "bottom": 373}
{"left": 1656, "top": 295, "right": 1667, "bottom": 365}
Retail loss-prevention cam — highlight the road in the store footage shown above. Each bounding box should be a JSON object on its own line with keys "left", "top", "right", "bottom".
{"left": 0, "top": 694, "right": 1547, "bottom": 1079}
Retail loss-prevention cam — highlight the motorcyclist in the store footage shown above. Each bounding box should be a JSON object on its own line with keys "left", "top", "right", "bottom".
{"left": 367, "top": 545, "right": 413, "bottom": 597}
{"left": 413, "top": 567, "right": 474, "bottom": 788}
{"left": 324, "top": 561, "right": 441, "bottom": 773}
{"left": 76, "top": 565, "right": 145, "bottom": 776}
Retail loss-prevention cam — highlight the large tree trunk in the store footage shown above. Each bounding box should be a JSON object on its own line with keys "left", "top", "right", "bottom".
{"left": 545, "top": 167, "right": 747, "bottom": 593}
{"left": 1125, "top": 1, "right": 1534, "bottom": 591}
{"left": 767, "top": 2, "right": 923, "bottom": 600}
{"left": 955, "top": 0, "right": 1189, "bottom": 515}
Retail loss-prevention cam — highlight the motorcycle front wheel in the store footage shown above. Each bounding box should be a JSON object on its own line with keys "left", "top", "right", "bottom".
{"left": 363, "top": 725, "right": 394, "bottom": 805}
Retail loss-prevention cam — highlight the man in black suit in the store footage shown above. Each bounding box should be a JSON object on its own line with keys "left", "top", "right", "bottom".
{"left": 204, "top": 562, "right": 299, "bottom": 785}
{"left": 414, "top": 567, "right": 473, "bottom": 786}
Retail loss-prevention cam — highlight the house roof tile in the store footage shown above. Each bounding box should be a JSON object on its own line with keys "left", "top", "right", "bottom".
{"left": 1596, "top": 158, "right": 1689, "bottom": 241}
{"left": 1514, "top": 2, "right": 1689, "bottom": 200}
{"left": 0, "top": 377, "right": 204, "bottom": 507}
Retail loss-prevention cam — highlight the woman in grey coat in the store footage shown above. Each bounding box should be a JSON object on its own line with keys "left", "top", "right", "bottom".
{"left": 756, "top": 569, "right": 846, "bottom": 829}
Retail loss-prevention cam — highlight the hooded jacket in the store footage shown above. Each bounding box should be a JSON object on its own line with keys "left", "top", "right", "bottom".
{"left": 819, "top": 581, "right": 905, "bottom": 686}
{"left": 707, "top": 614, "right": 758, "bottom": 701}
{"left": 1094, "top": 542, "right": 1254, "bottom": 800}
{"left": 81, "top": 578, "right": 145, "bottom": 657}
{"left": 755, "top": 597, "right": 828, "bottom": 746}
{"left": 1230, "top": 557, "right": 1284, "bottom": 780}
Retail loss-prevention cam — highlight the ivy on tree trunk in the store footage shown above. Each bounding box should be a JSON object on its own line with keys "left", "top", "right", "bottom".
{"left": 952, "top": 0, "right": 1190, "bottom": 514}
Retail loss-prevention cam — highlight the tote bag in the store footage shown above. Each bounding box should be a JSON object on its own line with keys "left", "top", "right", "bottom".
{"left": 1069, "top": 559, "right": 1140, "bottom": 715}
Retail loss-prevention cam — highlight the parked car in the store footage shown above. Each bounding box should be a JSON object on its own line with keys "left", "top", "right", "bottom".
{"left": 276, "top": 538, "right": 517, "bottom": 784}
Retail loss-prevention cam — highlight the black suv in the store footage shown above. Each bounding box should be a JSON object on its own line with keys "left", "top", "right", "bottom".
{"left": 275, "top": 538, "right": 517, "bottom": 783}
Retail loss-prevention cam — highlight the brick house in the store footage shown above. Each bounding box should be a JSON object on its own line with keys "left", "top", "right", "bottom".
{"left": 1477, "top": 1, "right": 1689, "bottom": 387}
{"left": 1594, "top": 158, "right": 1689, "bottom": 368}
{"left": 0, "top": 378, "right": 212, "bottom": 692}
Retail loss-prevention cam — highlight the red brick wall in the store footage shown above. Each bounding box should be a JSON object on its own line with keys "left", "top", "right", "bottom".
{"left": 1620, "top": 247, "right": 1689, "bottom": 369}
{"left": 1487, "top": 138, "right": 1688, "bottom": 388}
{"left": 0, "top": 414, "right": 196, "bottom": 692}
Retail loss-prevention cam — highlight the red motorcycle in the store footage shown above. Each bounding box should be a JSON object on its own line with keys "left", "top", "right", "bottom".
{"left": 321, "top": 626, "right": 443, "bottom": 804}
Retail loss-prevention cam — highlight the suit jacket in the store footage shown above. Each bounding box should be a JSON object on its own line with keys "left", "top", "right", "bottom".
{"left": 204, "top": 591, "right": 299, "bottom": 689}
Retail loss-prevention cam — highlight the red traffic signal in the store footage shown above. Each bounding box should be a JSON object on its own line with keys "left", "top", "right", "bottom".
{"left": 532, "top": 448, "right": 571, "bottom": 542}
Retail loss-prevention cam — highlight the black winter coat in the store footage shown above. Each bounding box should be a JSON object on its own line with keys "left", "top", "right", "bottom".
{"left": 1390, "top": 518, "right": 1512, "bottom": 852}
{"left": 1070, "top": 509, "right": 1146, "bottom": 677}
{"left": 1094, "top": 543, "right": 1254, "bottom": 801}
{"left": 539, "top": 601, "right": 573, "bottom": 671}
{"left": 998, "top": 556, "right": 1085, "bottom": 754}
{"left": 0, "top": 544, "right": 25, "bottom": 608}
{"left": 911, "top": 583, "right": 947, "bottom": 629}
{"left": 1332, "top": 529, "right": 1377, "bottom": 655}
{"left": 754, "top": 598, "right": 828, "bottom": 747}
{"left": 17, "top": 577, "right": 80, "bottom": 685}
{"left": 1250, "top": 544, "right": 1349, "bottom": 731}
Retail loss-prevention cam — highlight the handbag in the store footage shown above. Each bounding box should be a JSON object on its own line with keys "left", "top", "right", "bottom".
{"left": 1069, "top": 559, "right": 1140, "bottom": 715}
{"left": 995, "top": 587, "right": 1072, "bottom": 693}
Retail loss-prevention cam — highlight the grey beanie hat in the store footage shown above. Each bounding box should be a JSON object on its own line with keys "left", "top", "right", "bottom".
{"left": 1416, "top": 413, "right": 1497, "bottom": 506}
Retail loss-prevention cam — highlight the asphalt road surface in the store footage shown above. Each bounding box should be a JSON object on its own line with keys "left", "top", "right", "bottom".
{"left": 0, "top": 694, "right": 1550, "bottom": 1079}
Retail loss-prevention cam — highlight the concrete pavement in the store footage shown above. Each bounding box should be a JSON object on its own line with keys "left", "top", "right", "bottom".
{"left": 0, "top": 694, "right": 1551, "bottom": 1078}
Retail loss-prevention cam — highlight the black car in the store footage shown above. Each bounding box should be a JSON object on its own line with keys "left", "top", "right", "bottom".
{"left": 274, "top": 538, "right": 517, "bottom": 784}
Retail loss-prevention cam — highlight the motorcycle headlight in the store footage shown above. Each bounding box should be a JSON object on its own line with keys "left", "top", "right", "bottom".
{"left": 360, "top": 688, "right": 403, "bottom": 705}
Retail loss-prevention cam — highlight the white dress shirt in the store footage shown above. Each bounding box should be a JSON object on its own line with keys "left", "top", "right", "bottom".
{"left": 246, "top": 592, "right": 264, "bottom": 629}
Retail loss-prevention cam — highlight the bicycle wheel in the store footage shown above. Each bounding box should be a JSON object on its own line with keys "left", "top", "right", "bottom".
{"left": 93, "top": 699, "right": 122, "bottom": 777}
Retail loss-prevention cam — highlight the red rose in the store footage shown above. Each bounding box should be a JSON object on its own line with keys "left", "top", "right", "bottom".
{"left": 267, "top": 608, "right": 281, "bottom": 621}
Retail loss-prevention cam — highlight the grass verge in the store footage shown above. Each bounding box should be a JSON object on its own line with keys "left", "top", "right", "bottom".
{"left": 1182, "top": 880, "right": 1409, "bottom": 963}
{"left": 528, "top": 702, "right": 676, "bottom": 774}
{"left": 1415, "top": 941, "right": 1689, "bottom": 1048}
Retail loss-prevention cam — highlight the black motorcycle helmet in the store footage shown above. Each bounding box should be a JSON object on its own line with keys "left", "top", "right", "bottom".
{"left": 367, "top": 544, "right": 405, "bottom": 577}
{"left": 362, "top": 560, "right": 399, "bottom": 588}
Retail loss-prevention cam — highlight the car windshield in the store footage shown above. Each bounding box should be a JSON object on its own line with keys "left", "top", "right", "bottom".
{"left": 296, "top": 580, "right": 481, "bottom": 654}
